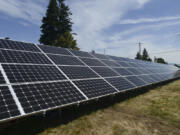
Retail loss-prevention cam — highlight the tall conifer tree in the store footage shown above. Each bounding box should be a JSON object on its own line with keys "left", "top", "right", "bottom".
{"left": 142, "top": 48, "right": 152, "bottom": 61}
{"left": 57, "top": 0, "right": 72, "bottom": 35}
{"left": 40, "top": 0, "right": 78, "bottom": 50}
{"left": 39, "top": 0, "right": 59, "bottom": 45}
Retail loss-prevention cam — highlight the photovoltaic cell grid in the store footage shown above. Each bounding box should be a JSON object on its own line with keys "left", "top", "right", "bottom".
{"left": 126, "top": 76, "right": 147, "bottom": 87}
{"left": 106, "top": 77, "right": 136, "bottom": 91}
{"left": 13, "top": 81, "right": 86, "bottom": 114}
{"left": 59, "top": 66, "right": 99, "bottom": 79}
{"left": 39, "top": 45, "right": 72, "bottom": 56}
{"left": 80, "top": 57, "right": 105, "bottom": 66}
{"left": 0, "top": 39, "right": 179, "bottom": 123}
{"left": 70, "top": 50, "right": 93, "bottom": 58}
{"left": 0, "top": 86, "right": 20, "bottom": 120}
{"left": 2, "top": 64, "right": 66, "bottom": 83}
{"left": 0, "top": 39, "right": 40, "bottom": 52}
{"left": 0, "top": 50, "right": 51, "bottom": 64}
{"left": 48, "top": 54, "right": 84, "bottom": 65}
{"left": 91, "top": 67, "right": 118, "bottom": 77}
{"left": 73, "top": 79, "right": 117, "bottom": 98}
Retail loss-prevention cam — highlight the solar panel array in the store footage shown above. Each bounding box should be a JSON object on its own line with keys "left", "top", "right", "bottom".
{"left": 0, "top": 39, "right": 179, "bottom": 123}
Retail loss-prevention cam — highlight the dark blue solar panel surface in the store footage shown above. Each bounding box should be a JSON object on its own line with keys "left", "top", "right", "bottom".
{"left": 101, "top": 60, "right": 120, "bottom": 67}
{"left": 0, "top": 39, "right": 179, "bottom": 123}
{"left": 0, "top": 86, "right": 20, "bottom": 120}
{"left": 0, "top": 50, "right": 51, "bottom": 64}
{"left": 91, "top": 67, "right": 119, "bottom": 77}
{"left": 92, "top": 53, "right": 110, "bottom": 60}
{"left": 39, "top": 45, "right": 72, "bottom": 56}
{"left": 126, "top": 76, "right": 147, "bottom": 87}
{"left": 70, "top": 50, "right": 93, "bottom": 58}
{"left": 149, "top": 75, "right": 162, "bottom": 82}
{"left": 48, "top": 54, "right": 84, "bottom": 65}
{"left": 73, "top": 79, "right": 117, "bottom": 98}
{"left": 0, "top": 39, "right": 40, "bottom": 52}
{"left": 13, "top": 81, "right": 86, "bottom": 114}
{"left": 3, "top": 64, "right": 66, "bottom": 83}
{"left": 127, "top": 68, "right": 143, "bottom": 75}
{"left": 138, "top": 68, "right": 152, "bottom": 74}
{"left": 0, "top": 71, "right": 6, "bottom": 84}
{"left": 80, "top": 58, "right": 105, "bottom": 66}
{"left": 117, "top": 61, "right": 132, "bottom": 67}
{"left": 106, "top": 77, "right": 136, "bottom": 91}
{"left": 138, "top": 75, "right": 155, "bottom": 84}
{"left": 113, "top": 68, "right": 133, "bottom": 76}
{"left": 59, "top": 66, "right": 99, "bottom": 79}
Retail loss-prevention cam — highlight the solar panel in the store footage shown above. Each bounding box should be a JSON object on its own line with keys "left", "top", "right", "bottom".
{"left": 91, "top": 67, "right": 119, "bottom": 77}
{"left": 48, "top": 54, "right": 84, "bottom": 65}
{"left": 113, "top": 68, "right": 133, "bottom": 76}
{"left": 127, "top": 68, "right": 143, "bottom": 75}
{"left": 59, "top": 66, "right": 99, "bottom": 79}
{"left": 0, "top": 86, "right": 20, "bottom": 120}
{"left": 138, "top": 75, "right": 155, "bottom": 84}
{"left": 13, "top": 81, "right": 86, "bottom": 114}
{"left": 101, "top": 60, "right": 120, "bottom": 67}
{"left": 127, "top": 63, "right": 140, "bottom": 67}
{"left": 73, "top": 79, "right": 117, "bottom": 98}
{"left": 116, "top": 61, "right": 132, "bottom": 67}
{"left": 80, "top": 58, "right": 105, "bottom": 66}
{"left": 0, "top": 39, "right": 179, "bottom": 123}
{"left": 138, "top": 68, "right": 152, "bottom": 74}
{"left": 0, "top": 71, "right": 6, "bottom": 84}
{"left": 149, "top": 75, "right": 162, "bottom": 82}
{"left": 0, "top": 50, "right": 51, "bottom": 64}
{"left": 106, "top": 77, "right": 136, "bottom": 91}
{"left": 109, "top": 55, "right": 127, "bottom": 61}
{"left": 39, "top": 45, "right": 72, "bottom": 56}
{"left": 0, "top": 39, "right": 40, "bottom": 52}
{"left": 126, "top": 76, "right": 147, "bottom": 87}
{"left": 92, "top": 53, "right": 110, "bottom": 60}
{"left": 69, "top": 50, "right": 93, "bottom": 58}
{"left": 3, "top": 64, "right": 66, "bottom": 83}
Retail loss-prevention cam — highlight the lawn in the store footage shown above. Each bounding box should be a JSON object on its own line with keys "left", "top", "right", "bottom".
{"left": 0, "top": 80, "right": 180, "bottom": 135}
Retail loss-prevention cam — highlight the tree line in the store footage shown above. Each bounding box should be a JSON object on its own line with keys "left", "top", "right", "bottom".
{"left": 135, "top": 48, "right": 167, "bottom": 64}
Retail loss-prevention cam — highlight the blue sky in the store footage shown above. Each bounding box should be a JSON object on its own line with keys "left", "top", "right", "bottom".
{"left": 0, "top": 0, "right": 180, "bottom": 63}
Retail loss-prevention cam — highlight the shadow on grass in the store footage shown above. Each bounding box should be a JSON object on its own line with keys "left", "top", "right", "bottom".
{"left": 0, "top": 79, "right": 176, "bottom": 135}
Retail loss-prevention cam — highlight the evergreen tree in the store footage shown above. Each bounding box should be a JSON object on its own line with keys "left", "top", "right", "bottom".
{"left": 57, "top": 0, "right": 72, "bottom": 35}
{"left": 142, "top": 48, "right": 152, "bottom": 61}
{"left": 135, "top": 52, "right": 141, "bottom": 60}
{"left": 40, "top": 0, "right": 78, "bottom": 50}
{"left": 53, "top": 32, "right": 79, "bottom": 50}
{"left": 39, "top": 0, "right": 59, "bottom": 45}
{"left": 142, "top": 48, "right": 148, "bottom": 60}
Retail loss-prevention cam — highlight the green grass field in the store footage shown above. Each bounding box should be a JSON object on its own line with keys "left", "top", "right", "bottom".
{"left": 0, "top": 80, "right": 180, "bottom": 135}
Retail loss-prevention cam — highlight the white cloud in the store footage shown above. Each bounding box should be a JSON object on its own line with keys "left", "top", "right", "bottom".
{"left": 0, "top": 0, "right": 179, "bottom": 63}
{"left": 119, "top": 16, "right": 180, "bottom": 24}
{"left": 0, "top": 0, "right": 46, "bottom": 25}
{"left": 68, "top": 0, "right": 180, "bottom": 63}
{"left": 112, "top": 21, "right": 180, "bottom": 39}
{"left": 69, "top": 0, "right": 150, "bottom": 51}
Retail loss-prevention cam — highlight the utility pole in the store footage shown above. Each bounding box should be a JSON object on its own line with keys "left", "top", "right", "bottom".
{"left": 137, "top": 42, "right": 143, "bottom": 55}
{"left": 104, "top": 48, "right": 106, "bottom": 55}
